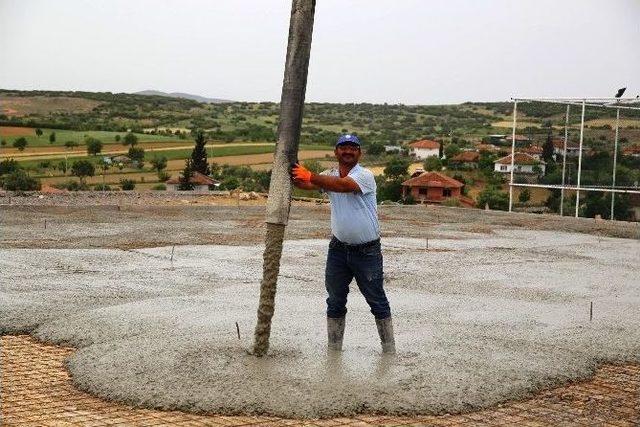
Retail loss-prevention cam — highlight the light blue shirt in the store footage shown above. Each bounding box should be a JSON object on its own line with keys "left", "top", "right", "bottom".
{"left": 323, "top": 164, "right": 380, "bottom": 245}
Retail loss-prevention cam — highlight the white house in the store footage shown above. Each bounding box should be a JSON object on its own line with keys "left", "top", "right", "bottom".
{"left": 408, "top": 139, "right": 440, "bottom": 159}
{"left": 494, "top": 152, "right": 546, "bottom": 176}
{"left": 384, "top": 145, "right": 402, "bottom": 154}
{"left": 166, "top": 171, "right": 220, "bottom": 193}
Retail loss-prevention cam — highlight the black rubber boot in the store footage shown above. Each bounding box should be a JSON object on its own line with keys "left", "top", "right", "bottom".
{"left": 375, "top": 316, "right": 396, "bottom": 354}
{"left": 327, "top": 316, "right": 346, "bottom": 351}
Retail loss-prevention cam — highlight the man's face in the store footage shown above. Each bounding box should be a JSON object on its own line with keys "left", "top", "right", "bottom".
{"left": 334, "top": 143, "right": 361, "bottom": 166}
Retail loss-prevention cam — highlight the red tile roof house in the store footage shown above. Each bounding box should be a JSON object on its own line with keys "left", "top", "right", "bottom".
{"left": 553, "top": 138, "right": 581, "bottom": 157}
{"left": 474, "top": 143, "right": 499, "bottom": 153}
{"left": 622, "top": 144, "right": 640, "bottom": 158}
{"left": 449, "top": 151, "right": 480, "bottom": 169}
{"left": 521, "top": 145, "right": 543, "bottom": 160}
{"left": 494, "top": 153, "right": 546, "bottom": 182}
{"left": 408, "top": 139, "right": 441, "bottom": 160}
{"left": 506, "top": 134, "right": 532, "bottom": 145}
{"left": 401, "top": 171, "right": 475, "bottom": 207}
{"left": 165, "top": 171, "right": 220, "bottom": 193}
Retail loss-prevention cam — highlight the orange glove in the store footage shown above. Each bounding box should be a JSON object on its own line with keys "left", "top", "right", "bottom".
{"left": 291, "top": 163, "right": 313, "bottom": 182}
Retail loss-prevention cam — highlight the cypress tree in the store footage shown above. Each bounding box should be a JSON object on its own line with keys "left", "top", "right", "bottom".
{"left": 542, "top": 129, "right": 555, "bottom": 163}
{"left": 178, "top": 159, "right": 195, "bottom": 191}
{"left": 190, "top": 130, "right": 210, "bottom": 175}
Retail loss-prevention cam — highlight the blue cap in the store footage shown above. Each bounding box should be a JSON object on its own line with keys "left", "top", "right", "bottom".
{"left": 335, "top": 134, "right": 361, "bottom": 147}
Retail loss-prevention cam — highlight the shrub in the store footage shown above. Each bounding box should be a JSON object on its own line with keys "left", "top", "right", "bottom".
{"left": 423, "top": 156, "right": 443, "bottom": 171}
{"left": 13, "top": 137, "right": 28, "bottom": 151}
{"left": 71, "top": 160, "right": 95, "bottom": 183}
{"left": 0, "top": 159, "right": 21, "bottom": 175}
{"left": 123, "top": 132, "right": 138, "bottom": 146}
{"left": 55, "top": 180, "right": 89, "bottom": 191}
{"left": 120, "top": 178, "right": 136, "bottom": 190}
{"left": 85, "top": 137, "right": 103, "bottom": 156}
{"left": 518, "top": 188, "right": 531, "bottom": 204}
{"left": 157, "top": 171, "right": 171, "bottom": 182}
{"left": 403, "top": 194, "right": 416, "bottom": 205}
{"left": 2, "top": 169, "right": 41, "bottom": 191}
{"left": 152, "top": 184, "right": 167, "bottom": 191}
{"left": 477, "top": 186, "right": 509, "bottom": 210}
{"left": 94, "top": 183, "right": 112, "bottom": 191}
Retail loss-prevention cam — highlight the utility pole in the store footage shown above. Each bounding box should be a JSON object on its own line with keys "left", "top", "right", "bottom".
{"left": 253, "top": 0, "right": 316, "bottom": 357}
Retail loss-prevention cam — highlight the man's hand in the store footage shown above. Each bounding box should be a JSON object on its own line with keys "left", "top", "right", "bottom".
{"left": 291, "top": 163, "right": 313, "bottom": 182}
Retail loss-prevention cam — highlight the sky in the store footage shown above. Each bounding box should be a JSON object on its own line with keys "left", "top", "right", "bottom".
{"left": 1, "top": 0, "right": 639, "bottom": 104}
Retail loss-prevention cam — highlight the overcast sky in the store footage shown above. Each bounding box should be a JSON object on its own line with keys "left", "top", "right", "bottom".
{"left": 1, "top": 0, "right": 638, "bottom": 104}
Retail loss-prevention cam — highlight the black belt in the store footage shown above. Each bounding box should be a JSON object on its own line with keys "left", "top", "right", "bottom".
{"left": 331, "top": 236, "right": 380, "bottom": 250}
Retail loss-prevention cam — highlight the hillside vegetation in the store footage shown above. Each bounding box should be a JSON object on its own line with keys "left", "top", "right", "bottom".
{"left": 1, "top": 90, "right": 639, "bottom": 220}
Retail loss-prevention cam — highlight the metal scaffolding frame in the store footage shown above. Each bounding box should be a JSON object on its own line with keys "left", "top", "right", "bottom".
{"left": 508, "top": 97, "right": 640, "bottom": 219}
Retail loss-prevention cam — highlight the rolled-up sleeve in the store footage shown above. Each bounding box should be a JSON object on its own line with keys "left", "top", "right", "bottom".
{"left": 349, "top": 166, "right": 376, "bottom": 195}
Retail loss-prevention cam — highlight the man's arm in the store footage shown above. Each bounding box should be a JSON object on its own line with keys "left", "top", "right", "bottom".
{"left": 291, "top": 164, "right": 360, "bottom": 193}
{"left": 292, "top": 180, "right": 320, "bottom": 191}
{"left": 309, "top": 174, "right": 360, "bottom": 193}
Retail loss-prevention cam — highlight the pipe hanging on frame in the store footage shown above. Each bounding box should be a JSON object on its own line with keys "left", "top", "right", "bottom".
{"left": 610, "top": 108, "right": 620, "bottom": 220}
{"left": 508, "top": 101, "right": 518, "bottom": 212}
{"left": 560, "top": 104, "right": 570, "bottom": 217}
{"left": 575, "top": 100, "right": 586, "bottom": 218}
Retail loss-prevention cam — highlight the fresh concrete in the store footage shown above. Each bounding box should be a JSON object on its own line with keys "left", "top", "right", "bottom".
{"left": 1, "top": 230, "right": 639, "bottom": 418}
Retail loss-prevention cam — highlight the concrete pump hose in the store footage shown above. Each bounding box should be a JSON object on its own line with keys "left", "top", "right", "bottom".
{"left": 253, "top": 222, "right": 286, "bottom": 356}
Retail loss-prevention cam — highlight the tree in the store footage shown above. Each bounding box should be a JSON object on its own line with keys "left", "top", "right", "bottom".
{"left": 383, "top": 157, "right": 409, "bottom": 179}
{"left": 49, "top": 132, "right": 56, "bottom": 144}
{"left": 65, "top": 140, "right": 79, "bottom": 149}
{"left": 114, "top": 134, "right": 121, "bottom": 142}
{"left": 367, "top": 143, "right": 385, "bottom": 156}
{"left": 375, "top": 175, "right": 404, "bottom": 202}
{"left": 518, "top": 188, "right": 531, "bottom": 204}
{"left": 444, "top": 143, "right": 460, "bottom": 159}
{"left": 71, "top": 160, "right": 95, "bottom": 184}
{"left": 97, "top": 158, "right": 110, "bottom": 185}
{"left": 478, "top": 152, "right": 497, "bottom": 175}
{"left": 0, "top": 159, "right": 21, "bottom": 175}
{"left": 150, "top": 156, "right": 168, "bottom": 173}
{"left": 438, "top": 141, "right": 444, "bottom": 158}
{"left": 85, "top": 137, "right": 103, "bottom": 156}
{"left": 477, "top": 186, "right": 509, "bottom": 210}
{"left": 2, "top": 169, "right": 41, "bottom": 191}
{"left": 13, "top": 137, "right": 27, "bottom": 151}
{"left": 128, "top": 146, "right": 145, "bottom": 167}
{"left": 119, "top": 178, "right": 136, "bottom": 190}
{"left": 178, "top": 159, "right": 195, "bottom": 190}
{"left": 423, "top": 156, "right": 443, "bottom": 171}
{"left": 190, "top": 130, "right": 209, "bottom": 175}
{"left": 123, "top": 132, "right": 138, "bottom": 146}
{"left": 35, "top": 128, "right": 43, "bottom": 138}
{"left": 57, "top": 160, "right": 68, "bottom": 175}
{"left": 542, "top": 129, "right": 554, "bottom": 163}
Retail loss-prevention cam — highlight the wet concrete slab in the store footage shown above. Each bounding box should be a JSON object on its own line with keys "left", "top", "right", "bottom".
{"left": 1, "top": 230, "right": 639, "bottom": 418}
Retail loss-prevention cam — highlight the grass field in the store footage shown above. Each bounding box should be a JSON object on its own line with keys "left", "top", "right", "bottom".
{"left": 0, "top": 96, "right": 101, "bottom": 116}
{"left": 0, "top": 127, "right": 181, "bottom": 148}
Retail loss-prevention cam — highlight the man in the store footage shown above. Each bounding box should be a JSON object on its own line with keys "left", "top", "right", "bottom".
{"left": 291, "top": 134, "right": 395, "bottom": 353}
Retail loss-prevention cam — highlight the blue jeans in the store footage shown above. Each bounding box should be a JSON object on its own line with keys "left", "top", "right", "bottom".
{"left": 325, "top": 236, "right": 391, "bottom": 320}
